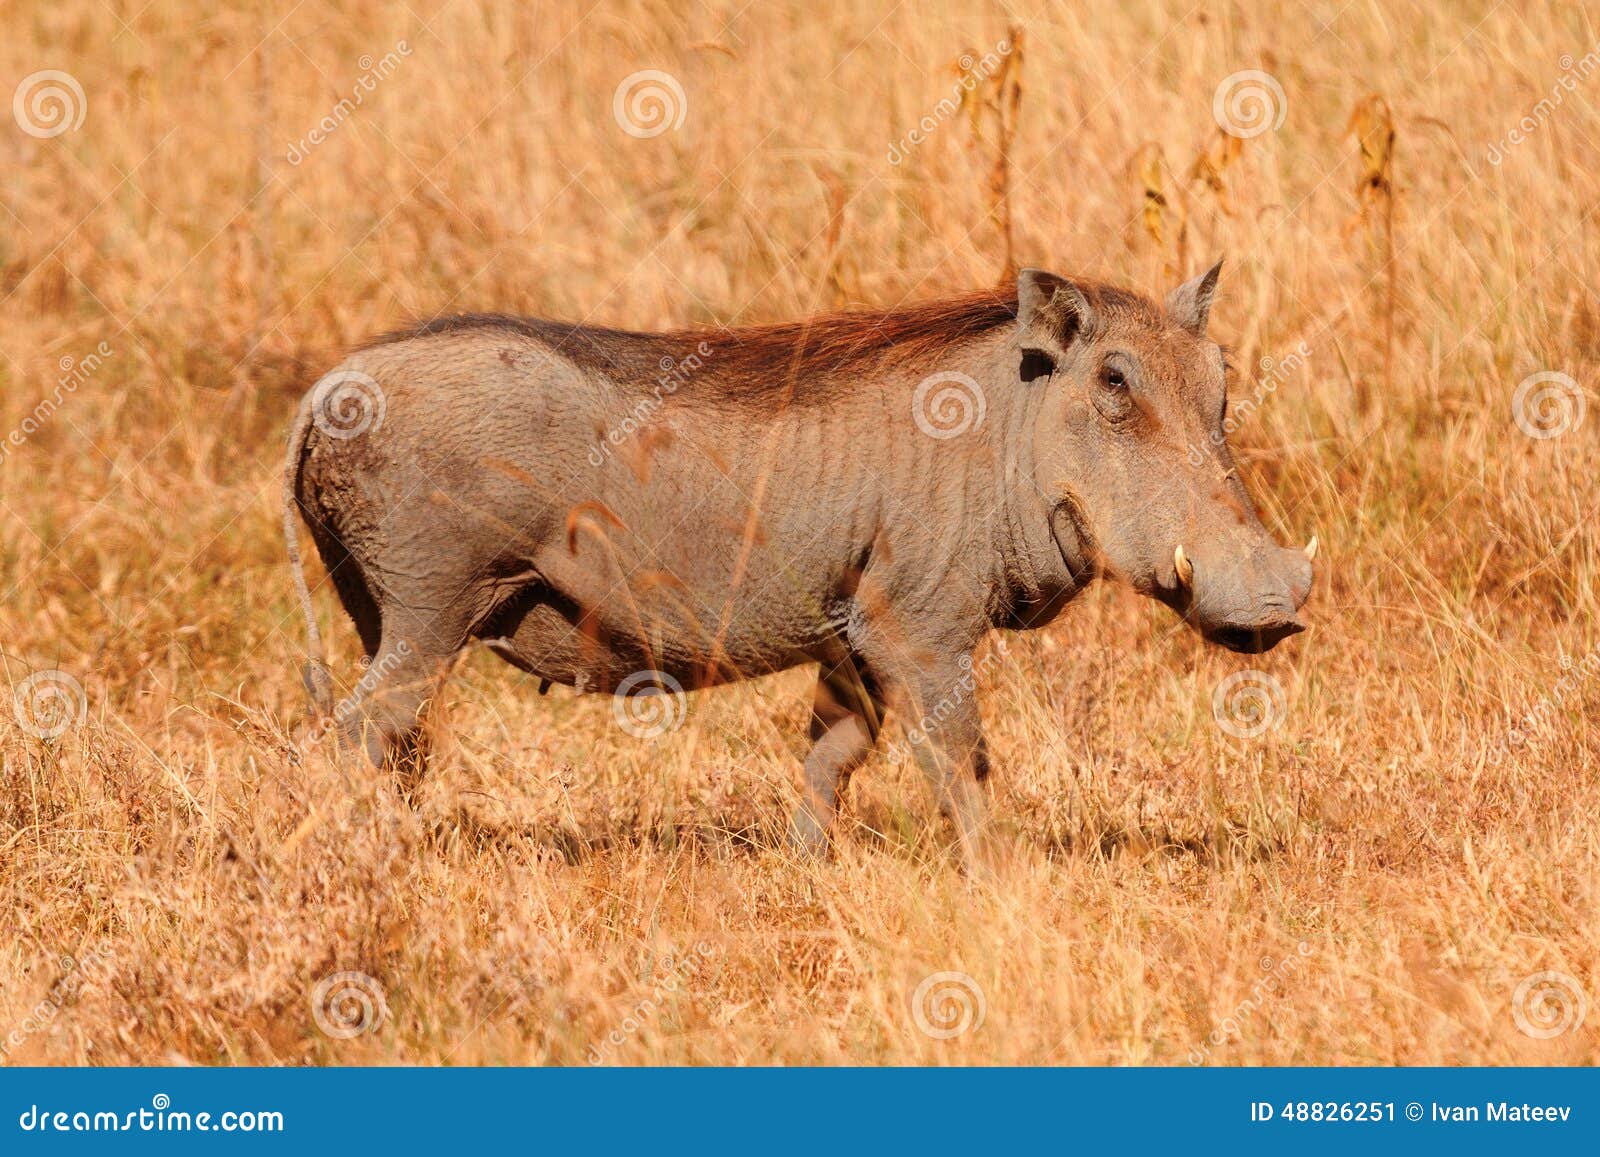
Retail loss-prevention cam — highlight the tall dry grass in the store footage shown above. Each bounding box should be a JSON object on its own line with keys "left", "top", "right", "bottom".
{"left": 1, "top": 0, "right": 1597, "bottom": 1064}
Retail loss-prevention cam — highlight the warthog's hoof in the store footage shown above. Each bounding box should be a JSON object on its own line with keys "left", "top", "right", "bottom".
{"left": 787, "top": 812, "right": 833, "bottom": 859}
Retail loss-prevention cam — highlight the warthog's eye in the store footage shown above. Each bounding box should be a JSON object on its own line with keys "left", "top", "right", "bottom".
{"left": 1098, "top": 353, "right": 1136, "bottom": 393}
{"left": 1093, "top": 354, "right": 1137, "bottom": 421}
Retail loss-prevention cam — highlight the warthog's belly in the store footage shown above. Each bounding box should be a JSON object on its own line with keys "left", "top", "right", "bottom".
{"left": 478, "top": 585, "right": 830, "bottom": 693}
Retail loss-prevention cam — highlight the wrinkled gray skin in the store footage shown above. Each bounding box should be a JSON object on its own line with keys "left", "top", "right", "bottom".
{"left": 284, "top": 263, "right": 1313, "bottom": 862}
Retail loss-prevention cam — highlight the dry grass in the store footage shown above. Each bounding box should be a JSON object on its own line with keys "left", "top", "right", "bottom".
{"left": 2, "top": 0, "right": 1598, "bottom": 1065}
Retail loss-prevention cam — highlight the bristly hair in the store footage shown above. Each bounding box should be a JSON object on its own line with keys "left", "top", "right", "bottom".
{"left": 360, "top": 281, "right": 1164, "bottom": 394}
{"left": 688, "top": 290, "right": 1022, "bottom": 382}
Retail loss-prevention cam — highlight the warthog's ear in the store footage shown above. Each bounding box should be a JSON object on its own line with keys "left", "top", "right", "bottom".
{"left": 1166, "top": 259, "right": 1223, "bottom": 337}
{"left": 1016, "top": 268, "right": 1093, "bottom": 381}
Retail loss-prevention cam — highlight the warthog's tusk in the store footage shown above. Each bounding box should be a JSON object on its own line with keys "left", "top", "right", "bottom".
{"left": 1304, "top": 535, "right": 1318, "bottom": 562}
{"left": 1174, "top": 544, "right": 1194, "bottom": 587}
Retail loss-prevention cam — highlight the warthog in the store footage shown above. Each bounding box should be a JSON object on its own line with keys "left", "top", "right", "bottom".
{"left": 283, "top": 262, "right": 1314, "bottom": 858}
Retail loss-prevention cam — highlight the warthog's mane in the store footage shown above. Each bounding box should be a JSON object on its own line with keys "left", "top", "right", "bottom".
{"left": 363, "top": 281, "right": 1160, "bottom": 394}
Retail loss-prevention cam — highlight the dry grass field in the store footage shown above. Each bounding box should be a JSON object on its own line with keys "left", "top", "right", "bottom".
{"left": 2, "top": 0, "right": 1598, "bottom": 1066}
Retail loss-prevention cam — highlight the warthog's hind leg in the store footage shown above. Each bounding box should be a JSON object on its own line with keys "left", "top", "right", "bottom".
{"left": 789, "top": 658, "right": 884, "bottom": 856}
{"left": 336, "top": 604, "right": 474, "bottom": 795}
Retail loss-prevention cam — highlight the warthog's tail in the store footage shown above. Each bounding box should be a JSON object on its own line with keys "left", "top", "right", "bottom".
{"left": 282, "top": 386, "right": 335, "bottom": 717}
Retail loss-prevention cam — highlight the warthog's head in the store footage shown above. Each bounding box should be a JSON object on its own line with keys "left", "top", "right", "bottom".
{"left": 1019, "top": 262, "right": 1313, "bottom": 653}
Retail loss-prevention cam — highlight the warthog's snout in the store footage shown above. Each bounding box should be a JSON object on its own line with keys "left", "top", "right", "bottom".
{"left": 1168, "top": 539, "right": 1315, "bottom": 654}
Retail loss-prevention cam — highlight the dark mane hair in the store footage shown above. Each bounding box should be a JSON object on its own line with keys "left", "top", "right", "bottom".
{"left": 361, "top": 280, "right": 1161, "bottom": 391}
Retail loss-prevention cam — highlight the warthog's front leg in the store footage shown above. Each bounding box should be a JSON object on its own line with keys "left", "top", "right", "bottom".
{"left": 898, "top": 656, "right": 992, "bottom": 868}
{"left": 789, "top": 658, "right": 884, "bottom": 855}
